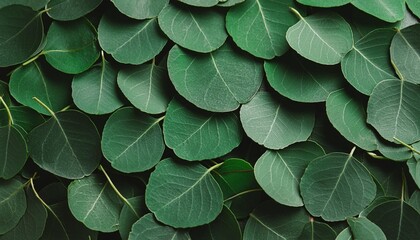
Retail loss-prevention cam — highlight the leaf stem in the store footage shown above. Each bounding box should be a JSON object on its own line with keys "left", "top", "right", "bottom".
{"left": 289, "top": 7, "right": 304, "bottom": 20}
{"left": 33, "top": 97, "right": 56, "bottom": 117}
{"left": 22, "top": 54, "right": 41, "bottom": 66}
{"left": 367, "top": 152, "right": 387, "bottom": 159}
{"left": 98, "top": 165, "right": 139, "bottom": 218}
{"left": 0, "top": 96, "right": 13, "bottom": 125}
{"left": 60, "top": 105, "right": 71, "bottom": 112}
{"left": 394, "top": 138, "right": 420, "bottom": 155}
{"left": 224, "top": 188, "right": 263, "bottom": 202}
{"left": 349, "top": 146, "right": 356, "bottom": 157}
{"left": 207, "top": 161, "right": 224, "bottom": 172}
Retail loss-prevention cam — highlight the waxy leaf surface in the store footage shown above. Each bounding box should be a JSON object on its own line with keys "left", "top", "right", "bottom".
{"left": 47, "top": 0, "right": 103, "bottom": 21}
{"left": 111, "top": 0, "right": 169, "bottom": 20}
{"left": 0, "top": 179, "right": 26, "bottom": 234}
{"left": 351, "top": 0, "right": 405, "bottom": 22}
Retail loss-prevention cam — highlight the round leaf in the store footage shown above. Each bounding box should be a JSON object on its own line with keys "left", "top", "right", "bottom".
{"left": 163, "top": 98, "right": 242, "bottom": 161}
{"left": 255, "top": 141, "right": 325, "bottom": 207}
{"left": 119, "top": 196, "right": 147, "bottom": 240}
{"left": 240, "top": 91, "right": 315, "bottom": 150}
{"left": 98, "top": 13, "right": 167, "bottom": 65}
{"left": 347, "top": 217, "right": 386, "bottom": 240}
{"left": 0, "top": 179, "right": 26, "bottom": 234}
{"left": 0, "top": 0, "right": 49, "bottom": 10}
{"left": 158, "top": 3, "right": 227, "bottom": 53}
{"left": 0, "top": 81, "right": 11, "bottom": 109}
{"left": 0, "top": 5, "right": 44, "bottom": 67}
{"left": 111, "top": 0, "right": 169, "bottom": 20}
{"left": 407, "top": 0, "right": 420, "bottom": 18}
{"left": 72, "top": 59, "right": 124, "bottom": 115}
{"left": 47, "top": 0, "right": 103, "bottom": 21}
{"left": 0, "top": 125, "right": 28, "bottom": 179}
{"left": 409, "top": 191, "right": 420, "bottom": 213}
{"left": 298, "top": 221, "right": 337, "bottom": 240}
{"left": 286, "top": 11, "right": 353, "bottom": 65}
{"left": 367, "top": 79, "right": 420, "bottom": 144}
{"left": 341, "top": 28, "right": 397, "bottom": 95}
{"left": 117, "top": 63, "right": 171, "bottom": 114}
{"left": 67, "top": 174, "right": 122, "bottom": 232}
{"left": 226, "top": 0, "right": 299, "bottom": 59}
{"left": 218, "top": 0, "right": 244, "bottom": 7}
{"left": 297, "top": 0, "right": 350, "bottom": 7}
{"left": 168, "top": 44, "right": 263, "bottom": 112}
{"left": 101, "top": 107, "right": 165, "bottom": 173}
{"left": 351, "top": 0, "right": 405, "bottom": 23}
{"left": 0, "top": 106, "right": 44, "bottom": 133}
{"left": 300, "top": 152, "right": 377, "bottom": 221}
{"left": 44, "top": 18, "right": 100, "bottom": 74}
{"left": 28, "top": 110, "right": 101, "bottom": 179}
{"left": 145, "top": 158, "right": 223, "bottom": 228}
{"left": 336, "top": 228, "right": 352, "bottom": 240}
{"left": 178, "top": 0, "right": 218, "bottom": 7}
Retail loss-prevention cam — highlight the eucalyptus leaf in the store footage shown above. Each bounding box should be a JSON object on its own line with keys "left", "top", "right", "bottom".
{"left": 119, "top": 196, "right": 147, "bottom": 240}
{"left": 407, "top": 148, "right": 420, "bottom": 188}
{"left": 298, "top": 221, "right": 336, "bottom": 240}
{"left": 0, "top": 106, "right": 44, "bottom": 133}
{"left": 367, "top": 79, "right": 420, "bottom": 144}
{"left": 0, "top": 81, "right": 11, "bottom": 109}
{"left": 67, "top": 174, "right": 122, "bottom": 233}
{"left": 409, "top": 191, "right": 420, "bottom": 213}
{"left": 335, "top": 228, "right": 352, "bottom": 240}
{"left": 0, "top": 179, "right": 27, "bottom": 235}
{"left": 286, "top": 11, "right": 353, "bottom": 65}
{"left": 0, "top": 5, "right": 44, "bottom": 67}
{"left": 101, "top": 107, "right": 164, "bottom": 173}
{"left": 226, "top": 0, "right": 299, "bottom": 59}
{"left": 43, "top": 18, "right": 100, "bottom": 74}
{"left": 407, "top": 0, "right": 420, "bottom": 18}
{"left": 145, "top": 158, "right": 223, "bottom": 228}
{"left": 240, "top": 91, "right": 315, "bottom": 150}
{"left": 347, "top": 216, "right": 386, "bottom": 240}
{"left": 0, "top": 0, "right": 49, "bottom": 10}
{"left": 351, "top": 0, "right": 405, "bottom": 23}
{"left": 376, "top": 137, "right": 413, "bottom": 161}
{"left": 255, "top": 141, "right": 325, "bottom": 207}
{"left": 163, "top": 98, "right": 242, "bottom": 161}
{"left": 0, "top": 125, "right": 28, "bottom": 179}
{"left": 300, "top": 152, "right": 377, "bottom": 221}
{"left": 178, "top": 0, "right": 218, "bottom": 7}
{"left": 46, "top": 0, "right": 103, "bottom": 21}
{"left": 158, "top": 3, "right": 227, "bottom": 53}
{"left": 28, "top": 110, "right": 101, "bottom": 179}
{"left": 168, "top": 43, "right": 263, "bottom": 112}
{"left": 111, "top": 0, "right": 169, "bottom": 20}
{"left": 98, "top": 13, "right": 167, "bottom": 65}
{"left": 218, "top": 0, "right": 244, "bottom": 7}
{"left": 297, "top": 0, "right": 350, "bottom": 7}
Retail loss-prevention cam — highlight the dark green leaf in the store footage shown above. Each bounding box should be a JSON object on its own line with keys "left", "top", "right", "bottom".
{"left": 0, "top": 125, "right": 27, "bottom": 179}
{"left": 0, "top": 179, "right": 26, "bottom": 235}
{"left": 409, "top": 191, "right": 420, "bottom": 213}
{"left": 0, "top": 81, "right": 11, "bottom": 109}
{"left": 46, "top": 0, "right": 103, "bottom": 21}
{"left": 297, "top": 0, "right": 350, "bottom": 7}
{"left": 111, "top": 0, "right": 169, "bottom": 20}
{"left": 351, "top": 0, "right": 405, "bottom": 22}
{"left": 0, "top": 106, "right": 44, "bottom": 133}
{"left": 336, "top": 228, "right": 352, "bottom": 240}
{"left": 0, "top": 0, "right": 49, "bottom": 10}
{"left": 347, "top": 216, "right": 386, "bottom": 240}
{"left": 298, "top": 221, "right": 336, "bottom": 240}
{"left": 376, "top": 138, "right": 413, "bottom": 161}
{"left": 407, "top": 142, "right": 420, "bottom": 188}
{"left": 119, "top": 196, "right": 147, "bottom": 240}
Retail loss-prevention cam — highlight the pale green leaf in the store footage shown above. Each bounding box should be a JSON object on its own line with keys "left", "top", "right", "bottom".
{"left": 407, "top": 0, "right": 420, "bottom": 18}
{"left": 351, "top": 0, "right": 405, "bottom": 23}
{"left": 335, "top": 228, "right": 352, "bottom": 240}
{"left": 111, "top": 0, "right": 169, "bottom": 20}
{"left": 178, "top": 0, "right": 218, "bottom": 7}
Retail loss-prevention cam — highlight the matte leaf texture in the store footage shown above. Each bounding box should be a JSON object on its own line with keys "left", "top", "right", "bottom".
{"left": 119, "top": 196, "right": 147, "bottom": 240}
{"left": 28, "top": 110, "right": 101, "bottom": 179}
{"left": 218, "top": 0, "right": 244, "bottom": 7}
{"left": 67, "top": 174, "right": 122, "bottom": 233}
{"left": 406, "top": 0, "right": 420, "bottom": 18}
{"left": 158, "top": 3, "right": 228, "bottom": 53}
{"left": 0, "top": 0, "right": 49, "bottom": 10}
{"left": 72, "top": 58, "right": 124, "bottom": 115}
{"left": 168, "top": 43, "right": 263, "bottom": 112}
{"left": 351, "top": 0, "right": 405, "bottom": 22}
{"left": 43, "top": 18, "right": 100, "bottom": 74}
{"left": 117, "top": 63, "right": 171, "bottom": 114}
{"left": 300, "top": 152, "right": 377, "bottom": 221}
{"left": 226, "top": 0, "right": 299, "bottom": 59}
{"left": 0, "top": 81, "right": 11, "bottom": 109}
{"left": 163, "top": 98, "right": 242, "bottom": 161}
{"left": 347, "top": 216, "right": 386, "bottom": 240}
{"left": 367, "top": 79, "right": 420, "bottom": 144}
{"left": 179, "top": 0, "right": 218, "bottom": 7}
{"left": 0, "top": 179, "right": 26, "bottom": 234}
{"left": 409, "top": 190, "right": 420, "bottom": 213}
{"left": 0, "top": 125, "right": 28, "bottom": 179}
{"left": 255, "top": 141, "right": 325, "bottom": 207}
{"left": 341, "top": 28, "right": 397, "bottom": 95}
{"left": 46, "top": 0, "right": 103, "bottom": 21}
{"left": 240, "top": 91, "right": 315, "bottom": 150}
{"left": 265, "top": 52, "right": 343, "bottom": 102}
{"left": 0, "top": 5, "right": 44, "bottom": 67}
{"left": 111, "top": 0, "right": 169, "bottom": 20}
{"left": 0, "top": 106, "right": 44, "bottom": 133}
{"left": 298, "top": 221, "right": 336, "bottom": 240}
{"left": 390, "top": 24, "right": 420, "bottom": 84}
{"left": 336, "top": 228, "right": 352, "bottom": 240}
{"left": 297, "top": 0, "right": 350, "bottom": 7}
{"left": 145, "top": 158, "right": 223, "bottom": 228}
{"left": 286, "top": 10, "right": 353, "bottom": 65}
{"left": 98, "top": 12, "right": 167, "bottom": 65}
{"left": 9, "top": 61, "right": 71, "bottom": 116}
{"left": 101, "top": 107, "right": 164, "bottom": 173}
{"left": 128, "top": 213, "right": 191, "bottom": 240}
{"left": 407, "top": 142, "right": 420, "bottom": 188}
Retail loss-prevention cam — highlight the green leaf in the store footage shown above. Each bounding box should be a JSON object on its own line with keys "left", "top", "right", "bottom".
{"left": 286, "top": 11, "right": 353, "bottom": 65}
{"left": 243, "top": 200, "right": 308, "bottom": 240}
{"left": 341, "top": 28, "right": 397, "bottom": 95}
{"left": 255, "top": 141, "right": 325, "bottom": 207}
{"left": 67, "top": 174, "right": 122, "bottom": 232}
{"left": 367, "top": 79, "right": 420, "bottom": 144}
{"left": 158, "top": 3, "right": 227, "bottom": 53}
{"left": 0, "top": 125, "right": 28, "bottom": 179}
{"left": 226, "top": 0, "right": 299, "bottom": 59}
{"left": 28, "top": 110, "right": 101, "bottom": 179}
{"left": 336, "top": 228, "right": 352, "bottom": 240}
{"left": 409, "top": 191, "right": 420, "bottom": 213}
{"left": 367, "top": 200, "right": 420, "bottom": 239}
{"left": 218, "top": 0, "right": 244, "bottom": 7}
{"left": 0, "top": 81, "right": 11, "bottom": 109}
{"left": 101, "top": 107, "right": 164, "bottom": 173}
{"left": 300, "top": 152, "right": 377, "bottom": 221}
{"left": 111, "top": 0, "right": 169, "bottom": 20}
{"left": 407, "top": 142, "right": 420, "bottom": 188}
{"left": 351, "top": 0, "right": 405, "bottom": 23}
{"left": 128, "top": 213, "right": 191, "bottom": 240}
{"left": 0, "top": 0, "right": 49, "bottom": 10}
{"left": 0, "top": 179, "right": 26, "bottom": 235}
{"left": 0, "top": 106, "right": 44, "bottom": 133}
{"left": 43, "top": 18, "right": 100, "bottom": 74}
{"left": 9, "top": 61, "right": 71, "bottom": 116}
{"left": 407, "top": 0, "right": 420, "bottom": 18}
{"left": 0, "top": 5, "right": 44, "bottom": 67}
{"left": 390, "top": 24, "right": 420, "bottom": 84}
{"left": 163, "top": 98, "right": 242, "bottom": 161}
{"left": 298, "top": 221, "right": 336, "bottom": 240}
{"left": 145, "top": 158, "right": 223, "bottom": 228}
{"left": 363, "top": 158, "right": 402, "bottom": 198}
{"left": 376, "top": 138, "right": 413, "bottom": 161}
{"left": 190, "top": 206, "right": 241, "bottom": 240}
{"left": 72, "top": 58, "right": 124, "bottom": 115}
{"left": 265, "top": 52, "right": 343, "bottom": 103}
{"left": 178, "top": 0, "right": 218, "bottom": 7}
{"left": 46, "top": 0, "right": 103, "bottom": 21}
{"left": 240, "top": 91, "right": 315, "bottom": 150}
{"left": 98, "top": 13, "right": 167, "bottom": 65}
{"left": 297, "top": 0, "right": 350, "bottom": 7}
{"left": 168, "top": 43, "right": 263, "bottom": 112}
{"left": 117, "top": 63, "right": 171, "bottom": 114}
{"left": 347, "top": 216, "right": 386, "bottom": 240}
{"left": 326, "top": 89, "right": 378, "bottom": 151}
{"left": 119, "top": 196, "right": 147, "bottom": 240}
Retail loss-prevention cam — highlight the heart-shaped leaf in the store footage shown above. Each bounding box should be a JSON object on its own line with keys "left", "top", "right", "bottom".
{"left": 168, "top": 43, "right": 263, "bottom": 112}
{"left": 297, "top": 0, "right": 350, "bottom": 7}
{"left": 347, "top": 216, "right": 386, "bottom": 240}
{"left": 298, "top": 221, "right": 337, "bottom": 240}
{"left": 46, "top": 0, "right": 103, "bottom": 21}
{"left": 0, "top": 179, "right": 27, "bottom": 234}
{"left": 145, "top": 158, "right": 223, "bottom": 228}
{"left": 111, "top": 0, "right": 169, "bottom": 20}
{"left": 351, "top": 0, "right": 405, "bottom": 23}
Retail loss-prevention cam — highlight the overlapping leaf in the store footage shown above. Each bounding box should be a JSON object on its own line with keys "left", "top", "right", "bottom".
{"left": 0, "top": 125, "right": 27, "bottom": 179}
{"left": 347, "top": 217, "right": 386, "bottom": 240}
{"left": 297, "top": 0, "right": 350, "bottom": 7}
{"left": 351, "top": 0, "right": 405, "bottom": 22}
{"left": 298, "top": 221, "right": 336, "bottom": 240}
{"left": 111, "top": 0, "right": 169, "bottom": 20}
{"left": 46, "top": 0, "right": 103, "bottom": 21}
{"left": 0, "top": 179, "right": 27, "bottom": 234}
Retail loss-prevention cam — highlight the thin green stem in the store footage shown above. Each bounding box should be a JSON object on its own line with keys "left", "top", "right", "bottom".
{"left": 394, "top": 137, "right": 420, "bottom": 155}
{"left": 39, "top": 8, "right": 51, "bottom": 15}
{"left": 289, "top": 7, "right": 304, "bottom": 20}
{"left": 207, "top": 161, "right": 224, "bottom": 172}
{"left": 98, "top": 165, "right": 139, "bottom": 218}
{"left": 349, "top": 146, "right": 356, "bottom": 157}
{"left": 0, "top": 96, "right": 13, "bottom": 125}
{"left": 60, "top": 105, "right": 71, "bottom": 112}
{"left": 224, "top": 188, "right": 263, "bottom": 202}
{"left": 33, "top": 97, "right": 56, "bottom": 117}
{"left": 156, "top": 115, "right": 165, "bottom": 123}
{"left": 22, "top": 54, "right": 41, "bottom": 66}
{"left": 367, "top": 152, "right": 387, "bottom": 160}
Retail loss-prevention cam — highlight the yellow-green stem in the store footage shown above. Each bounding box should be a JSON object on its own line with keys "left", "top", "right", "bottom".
{"left": 394, "top": 137, "right": 420, "bottom": 155}
{"left": 0, "top": 96, "right": 13, "bottom": 125}
{"left": 224, "top": 189, "right": 263, "bottom": 202}
{"left": 33, "top": 97, "right": 56, "bottom": 117}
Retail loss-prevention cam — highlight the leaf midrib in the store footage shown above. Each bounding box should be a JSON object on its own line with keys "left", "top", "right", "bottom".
{"left": 249, "top": 213, "right": 287, "bottom": 240}
{"left": 110, "top": 19, "right": 154, "bottom": 54}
